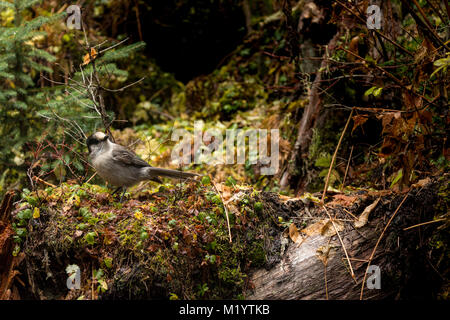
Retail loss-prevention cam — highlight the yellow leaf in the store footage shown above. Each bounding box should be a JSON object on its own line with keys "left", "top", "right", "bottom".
{"left": 99, "top": 279, "right": 108, "bottom": 291}
{"left": 72, "top": 194, "right": 80, "bottom": 207}
{"left": 134, "top": 210, "right": 143, "bottom": 220}
{"left": 33, "top": 207, "right": 40, "bottom": 219}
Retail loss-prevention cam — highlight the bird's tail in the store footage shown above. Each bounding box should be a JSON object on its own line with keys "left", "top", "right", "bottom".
{"left": 145, "top": 167, "right": 199, "bottom": 180}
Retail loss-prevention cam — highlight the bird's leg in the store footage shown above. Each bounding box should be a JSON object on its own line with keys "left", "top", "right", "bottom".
{"left": 119, "top": 188, "right": 127, "bottom": 203}
{"left": 111, "top": 187, "right": 122, "bottom": 196}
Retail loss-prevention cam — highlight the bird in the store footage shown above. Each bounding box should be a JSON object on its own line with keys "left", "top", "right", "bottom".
{"left": 86, "top": 132, "right": 199, "bottom": 201}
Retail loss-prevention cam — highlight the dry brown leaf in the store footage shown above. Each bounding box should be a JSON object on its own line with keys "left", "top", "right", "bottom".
{"left": 355, "top": 198, "right": 380, "bottom": 228}
{"left": 316, "top": 244, "right": 335, "bottom": 265}
{"left": 82, "top": 48, "right": 98, "bottom": 66}
{"left": 301, "top": 219, "right": 343, "bottom": 237}
{"left": 352, "top": 114, "right": 368, "bottom": 134}
{"left": 278, "top": 195, "right": 292, "bottom": 202}
{"left": 227, "top": 203, "right": 240, "bottom": 217}
{"left": 289, "top": 223, "right": 303, "bottom": 244}
{"left": 301, "top": 219, "right": 328, "bottom": 236}
{"left": 214, "top": 183, "right": 232, "bottom": 202}
{"left": 347, "top": 35, "right": 362, "bottom": 62}
{"left": 411, "top": 177, "right": 431, "bottom": 188}
{"left": 331, "top": 194, "right": 358, "bottom": 207}
{"left": 321, "top": 219, "right": 344, "bottom": 237}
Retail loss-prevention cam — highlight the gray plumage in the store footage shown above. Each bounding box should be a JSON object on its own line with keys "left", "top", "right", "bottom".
{"left": 87, "top": 132, "right": 198, "bottom": 188}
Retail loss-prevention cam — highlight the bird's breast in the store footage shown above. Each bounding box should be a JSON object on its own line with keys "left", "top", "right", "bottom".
{"left": 91, "top": 150, "right": 141, "bottom": 187}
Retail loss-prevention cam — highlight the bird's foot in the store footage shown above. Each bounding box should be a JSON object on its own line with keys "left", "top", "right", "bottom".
{"left": 110, "top": 187, "right": 127, "bottom": 203}
{"left": 111, "top": 187, "right": 122, "bottom": 196}
{"left": 119, "top": 188, "right": 127, "bottom": 203}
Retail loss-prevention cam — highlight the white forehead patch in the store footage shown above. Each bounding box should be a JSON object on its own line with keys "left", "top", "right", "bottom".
{"left": 93, "top": 132, "right": 107, "bottom": 140}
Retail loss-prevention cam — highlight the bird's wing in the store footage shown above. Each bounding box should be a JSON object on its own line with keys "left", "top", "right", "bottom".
{"left": 111, "top": 146, "right": 150, "bottom": 168}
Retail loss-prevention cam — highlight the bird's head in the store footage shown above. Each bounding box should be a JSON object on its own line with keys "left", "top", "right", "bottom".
{"left": 86, "top": 132, "right": 110, "bottom": 154}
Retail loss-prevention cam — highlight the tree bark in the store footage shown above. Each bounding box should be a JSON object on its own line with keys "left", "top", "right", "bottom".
{"left": 248, "top": 178, "right": 445, "bottom": 300}
{"left": 248, "top": 223, "right": 386, "bottom": 299}
{"left": 280, "top": 32, "right": 339, "bottom": 191}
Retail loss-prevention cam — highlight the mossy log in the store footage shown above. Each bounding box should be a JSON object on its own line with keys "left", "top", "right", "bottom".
{"left": 0, "top": 176, "right": 447, "bottom": 300}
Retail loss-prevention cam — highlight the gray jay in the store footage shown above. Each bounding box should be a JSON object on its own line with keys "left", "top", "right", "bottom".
{"left": 87, "top": 132, "right": 198, "bottom": 201}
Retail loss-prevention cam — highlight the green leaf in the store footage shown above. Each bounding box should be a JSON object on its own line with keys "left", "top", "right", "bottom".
{"left": 76, "top": 223, "right": 89, "bottom": 230}
{"left": 201, "top": 175, "right": 211, "bottom": 185}
{"left": 94, "top": 268, "right": 104, "bottom": 280}
{"left": 140, "top": 231, "right": 149, "bottom": 240}
{"left": 97, "top": 41, "right": 146, "bottom": 64}
{"left": 85, "top": 232, "right": 96, "bottom": 245}
{"left": 364, "top": 86, "right": 376, "bottom": 97}
{"left": 315, "top": 154, "right": 331, "bottom": 168}
{"left": 390, "top": 169, "right": 403, "bottom": 189}
{"left": 169, "top": 293, "right": 179, "bottom": 300}
{"left": 225, "top": 176, "right": 236, "bottom": 187}
{"left": 373, "top": 87, "right": 383, "bottom": 97}
{"left": 168, "top": 219, "right": 177, "bottom": 227}
{"left": 18, "top": 208, "right": 32, "bottom": 220}
{"left": 15, "top": 228, "right": 27, "bottom": 238}
{"left": 434, "top": 57, "right": 450, "bottom": 67}
{"left": 103, "top": 258, "right": 113, "bottom": 269}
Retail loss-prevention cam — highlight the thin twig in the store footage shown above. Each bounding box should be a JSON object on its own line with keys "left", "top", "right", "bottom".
{"left": 360, "top": 193, "right": 409, "bottom": 299}
{"left": 322, "top": 206, "right": 356, "bottom": 281}
{"left": 322, "top": 108, "right": 354, "bottom": 202}
{"left": 344, "top": 257, "right": 369, "bottom": 262}
{"left": 341, "top": 145, "right": 354, "bottom": 191}
{"left": 212, "top": 180, "right": 232, "bottom": 243}
{"left": 343, "top": 208, "right": 358, "bottom": 221}
{"left": 340, "top": 46, "right": 436, "bottom": 106}
{"left": 403, "top": 218, "right": 445, "bottom": 231}
{"left": 408, "top": 0, "right": 449, "bottom": 50}
{"left": 100, "top": 77, "right": 145, "bottom": 92}
{"left": 33, "top": 176, "right": 56, "bottom": 188}
{"left": 98, "top": 37, "right": 129, "bottom": 54}
{"left": 85, "top": 172, "right": 97, "bottom": 184}
{"left": 324, "top": 262, "right": 328, "bottom": 300}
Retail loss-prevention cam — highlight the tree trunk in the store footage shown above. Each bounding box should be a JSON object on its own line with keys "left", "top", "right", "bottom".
{"left": 280, "top": 32, "right": 339, "bottom": 191}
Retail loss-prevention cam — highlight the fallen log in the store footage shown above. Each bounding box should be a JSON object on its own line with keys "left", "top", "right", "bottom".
{"left": 248, "top": 177, "right": 448, "bottom": 300}
{"left": 2, "top": 176, "right": 447, "bottom": 300}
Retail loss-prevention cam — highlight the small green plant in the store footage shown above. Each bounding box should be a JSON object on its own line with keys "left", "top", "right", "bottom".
{"left": 94, "top": 268, "right": 108, "bottom": 293}
{"left": 196, "top": 283, "right": 209, "bottom": 297}
{"left": 84, "top": 232, "right": 97, "bottom": 245}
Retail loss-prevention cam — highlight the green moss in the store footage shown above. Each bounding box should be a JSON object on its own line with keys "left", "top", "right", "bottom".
{"left": 18, "top": 180, "right": 279, "bottom": 299}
